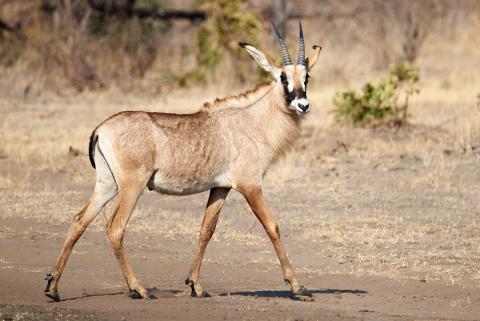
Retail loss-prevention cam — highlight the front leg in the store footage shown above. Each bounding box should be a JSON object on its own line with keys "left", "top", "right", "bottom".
{"left": 237, "top": 185, "right": 313, "bottom": 301}
{"left": 186, "top": 187, "right": 230, "bottom": 297}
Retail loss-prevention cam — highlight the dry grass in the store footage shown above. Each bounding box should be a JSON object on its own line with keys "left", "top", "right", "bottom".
{"left": 2, "top": 84, "right": 479, "bottom": 289}
{"left": 1, "top": 15, "right": 480, "bottom": 290}
{"left": 299, "top": 209, "right": 480, "bottom": 285}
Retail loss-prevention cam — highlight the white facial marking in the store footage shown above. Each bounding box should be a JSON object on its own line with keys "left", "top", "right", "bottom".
{"left": 287, "top": 75, "right": 294, "bottom": 92}
{"left": 291, "top": 97, "right": 310, "bottom": 114}
{"left": 280, "top": 65, "right": 310, "bottom": 114}
{"left": 282, "top": 65, "right": 295, "bottom": 93}
{"left": 301, "top": 72, "right": 306, "bottom": 91}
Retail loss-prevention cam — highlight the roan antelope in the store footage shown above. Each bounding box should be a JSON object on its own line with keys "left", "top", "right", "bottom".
{"left": 44, "top": 22, "right": 321, "bottom": 301}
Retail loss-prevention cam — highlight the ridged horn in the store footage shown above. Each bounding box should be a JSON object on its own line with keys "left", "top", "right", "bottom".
{"left": 296, "top": 21, "right": 305, "bottom": 65}
{"left": 272, "top": 22, "right": 292, "bottom": 66}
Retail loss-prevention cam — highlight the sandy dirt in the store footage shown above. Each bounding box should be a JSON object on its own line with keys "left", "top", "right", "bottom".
{"left": 1, "top": 215, "right": 479, "bottom": 321}
{"left": 1, "top": 92, "right": 480, "bottom": 321}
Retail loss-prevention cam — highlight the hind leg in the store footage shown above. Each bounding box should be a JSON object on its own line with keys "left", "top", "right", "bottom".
{"left": 106, "top": 175, "right": 151, "bottom": 299}
{"left": 238, "top": 185, "right": 312, "bottom": 301}
{"left": 45, "top": 151, "right": 117, "bottom": 301}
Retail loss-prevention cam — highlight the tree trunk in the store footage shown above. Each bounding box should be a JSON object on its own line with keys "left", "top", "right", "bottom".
{"left": 272, "top": 0, "right": 292, "bottom": 35}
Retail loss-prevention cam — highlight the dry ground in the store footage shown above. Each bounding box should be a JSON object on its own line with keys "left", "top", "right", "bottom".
{"left": 1, "top": 85, "right": 480, "bottom": 321}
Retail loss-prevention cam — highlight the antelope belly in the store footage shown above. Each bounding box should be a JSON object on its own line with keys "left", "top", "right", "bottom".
{"left": 147, "top": 170, "right": 231, "bottom": 196}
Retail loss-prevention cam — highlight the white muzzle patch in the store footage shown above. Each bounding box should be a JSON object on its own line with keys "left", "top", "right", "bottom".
{"left": 291, "top": 98, "right": 310, "bottom": 114}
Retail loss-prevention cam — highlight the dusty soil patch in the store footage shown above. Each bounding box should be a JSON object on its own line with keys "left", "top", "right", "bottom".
{"left": 1, "top": 217, "right": 479, "bottom": 321}
{"left": 1, "top": 92, "right": 480, "bottom": 320}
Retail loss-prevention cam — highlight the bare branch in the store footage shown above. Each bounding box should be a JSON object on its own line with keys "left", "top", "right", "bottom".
{"left": 288, "top": 8, "right": 365, "bottom": 21}
{"left": 86, "top": 0, "right": 206, "bottom": 22}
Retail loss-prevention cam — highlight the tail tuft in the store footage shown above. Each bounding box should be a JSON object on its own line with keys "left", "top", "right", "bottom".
{"left": 88, "top": 133, "right": 98, "bottom": 169}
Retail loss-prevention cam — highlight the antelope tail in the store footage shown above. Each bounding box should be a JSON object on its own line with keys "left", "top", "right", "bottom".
{"left": 88, "top": 132, "right": 98, "bottom": 169}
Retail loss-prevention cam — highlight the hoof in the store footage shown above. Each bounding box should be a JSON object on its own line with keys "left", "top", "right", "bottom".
{"left": 290, "top": 286, "right": 314, "bottom": 302}
{"left": 129, "top": 289, "right": 143, "bottom": 300}
{"left": 195, "top": 291, "right": 211, "bottom": 298}
{"left": 44, "top": 273, "right": 60, "bottom": 302}
{"left": 44, "top": 273, "right": 54, "bottom": 292}
{"left": 45, "top": 291, "right": 60, "bottom": 302}
{"left": 185, "top": 278, "right": 210, "bottom": 298}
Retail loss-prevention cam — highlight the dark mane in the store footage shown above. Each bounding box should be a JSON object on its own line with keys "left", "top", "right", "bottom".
{"left": 202, "top": 81, "right": 274, "bottom": 110}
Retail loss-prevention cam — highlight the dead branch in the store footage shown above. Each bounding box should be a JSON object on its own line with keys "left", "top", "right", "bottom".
{"left": 86, "top": 0, "right": 206, "bottom": 21}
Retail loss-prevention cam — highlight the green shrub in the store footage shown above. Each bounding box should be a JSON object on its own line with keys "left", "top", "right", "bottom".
{"left": 332, "top": 63, "right": 420, "bottom": 127}
{"left": 178, "top": 0, "right": 263, "bottom": 86}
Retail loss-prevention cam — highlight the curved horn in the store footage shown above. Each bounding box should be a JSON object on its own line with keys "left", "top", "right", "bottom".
{"left": 296, "top": 21, "right": 305, "bottom": 65}
{"left": 272, "top": 22, "right": 292, "bottom": 66}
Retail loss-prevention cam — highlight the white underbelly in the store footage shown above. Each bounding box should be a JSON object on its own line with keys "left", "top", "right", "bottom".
{"left": 147, "top": 170, "right": 231, "bottom": 196}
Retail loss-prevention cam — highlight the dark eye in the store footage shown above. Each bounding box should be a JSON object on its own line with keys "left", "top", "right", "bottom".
{"left": 305, "top": 74, "right": 310, "bottom": 85}
{"left": 280, "top": 72, "right": 288, "bottom": 85}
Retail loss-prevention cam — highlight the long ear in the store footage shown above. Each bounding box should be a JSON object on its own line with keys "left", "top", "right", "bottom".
{"left": 305, "top": 45, "right": 322, "bottom": 71}
{"left": 240, "top": 42, "right": 281, "bottom": 77}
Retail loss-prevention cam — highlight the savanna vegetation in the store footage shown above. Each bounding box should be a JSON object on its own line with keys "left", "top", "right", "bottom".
{"left": 332, "top": 63, "right": 420, "bottom": 127}
{"left": 1, "top": 1, "right": 480, "bottom": 320}
{"left": 0, "top": 1, "right": 476, "bottom": 93}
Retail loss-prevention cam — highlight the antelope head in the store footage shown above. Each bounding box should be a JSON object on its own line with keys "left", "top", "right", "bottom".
{"left": 240, "top": 22, "right": 321, "bottom": 114}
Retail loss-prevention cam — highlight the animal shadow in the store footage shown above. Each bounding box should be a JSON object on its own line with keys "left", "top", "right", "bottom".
{"left": 218, "top": 288, "right": 367, "bottom": 299}
{"left": 56, "top": 291, "right": 126, "bottom": 302}
{"left": 55, "top": 288, "right": 185, "bottom": 302}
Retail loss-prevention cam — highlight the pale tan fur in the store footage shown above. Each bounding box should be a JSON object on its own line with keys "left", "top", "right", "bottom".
{"left": 45, "top": 44, "right": 321, "bottom": 301}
